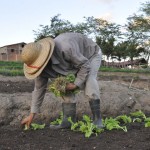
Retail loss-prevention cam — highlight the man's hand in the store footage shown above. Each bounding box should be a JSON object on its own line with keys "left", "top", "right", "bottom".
{"left": 21, "top": 113, "right": 35, "bottom": 129}
{"left": 66, "top": 83, "right": 77, "bottom": 91}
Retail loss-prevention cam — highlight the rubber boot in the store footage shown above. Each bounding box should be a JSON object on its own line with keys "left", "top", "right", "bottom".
{"left": 89, "top": 99, "right": 103, "bottom": 128}
{"left": 50, "top": 103, "right": 76, "bottom": 129}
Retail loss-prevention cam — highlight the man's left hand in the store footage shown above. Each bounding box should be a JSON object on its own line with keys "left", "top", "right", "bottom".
{"left": 66, "top": 83, "right": 77, "bottom": 91}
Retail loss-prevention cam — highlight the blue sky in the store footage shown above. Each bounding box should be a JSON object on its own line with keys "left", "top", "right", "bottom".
{"left": 0, "top": 0, "right": 148, "bottom": 47}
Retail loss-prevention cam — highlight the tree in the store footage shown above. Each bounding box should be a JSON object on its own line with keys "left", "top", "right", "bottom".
{"left": 95, "top": 18, "right": 122, "bottom": 62}
{"left": 125, "top": 1, "right": 150, "bottom": 63}
{"left": 33, "top": 14, "right": 74, "bottom": 41}
{"left": 96, "top": 36, "right": 115, "bottom": 62}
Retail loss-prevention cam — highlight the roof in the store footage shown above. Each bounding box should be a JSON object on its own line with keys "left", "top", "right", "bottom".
{"left": 0, "top": 42, "right": 26, "bottom": 48}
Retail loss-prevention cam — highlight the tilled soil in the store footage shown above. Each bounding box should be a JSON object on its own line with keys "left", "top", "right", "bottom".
{"left": 0, "top": 74, "right": 150, "bottom": 150}
{"left": 0, "top": 123, "right": 150, "bottom": 150}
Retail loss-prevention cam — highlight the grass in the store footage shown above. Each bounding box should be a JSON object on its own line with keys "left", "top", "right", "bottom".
{"left": 0, "top": 61, "right": 150, "bottom": 76}
{"left": 100, "top": 66, "right": 150, "bottom": 74}
{"left": 0, "top": 61, "right": 24, "bottom": 76}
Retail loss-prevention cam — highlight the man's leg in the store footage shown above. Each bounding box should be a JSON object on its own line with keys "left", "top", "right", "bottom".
{"left": 85, "top": 52, "right": 103, "bottom": 128}
{"left": 50, "top": 94, "right": 76, "bottom": 129}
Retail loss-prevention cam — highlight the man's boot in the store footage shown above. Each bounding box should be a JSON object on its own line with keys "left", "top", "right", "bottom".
{"left": 89, "top": 99, "right": 103, "bottom": 128}
{"left": 50, "top": 103, "right": 76, "bottom": 129}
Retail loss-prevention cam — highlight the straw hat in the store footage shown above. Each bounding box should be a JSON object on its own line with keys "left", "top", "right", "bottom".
{"left": 21, "top": 37, "right": 55, "bottom": 79}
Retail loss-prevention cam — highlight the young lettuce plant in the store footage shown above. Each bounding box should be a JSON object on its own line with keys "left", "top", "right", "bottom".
{"left": 50, "top": 112, "right": 63, "bottom": 125}
{"left": 31, "top": 123, "right": 45, "bottom": 130}
{"left": 103, "top": 117, "right": 127, "bottom": 132}
{"left": 115, "top": 115, "right": 132, "bottom": 124}
{"left": 144, "top": 117, "right": 150, "bottom": 127}
{"left": 130, "top": 110, "right": 146, "bottom": 119}
{"left": 24, "top": 123, "right": 45, "bottom": 131}
{"left": 68, "top": 115, "right": 104, "bottom": 138}
{"left": 48, "top": 73, "right": 79, "bottom": 98}
{"left": 130, "top": 110, "right": 146, "bottom": 123}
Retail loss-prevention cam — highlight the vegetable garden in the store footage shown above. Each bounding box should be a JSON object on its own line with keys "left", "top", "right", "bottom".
{"left": 0, "top": 61, "right": 150, "bottom": 149}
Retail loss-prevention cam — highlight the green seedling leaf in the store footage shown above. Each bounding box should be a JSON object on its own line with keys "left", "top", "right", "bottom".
{"left": 115, "top": 115, "right": 132, "bottom": 124}
{"left": 144, "top": 117, "right": 150, "bottom": 127}
{"left": 145, "top": 117, "right": 150, "bottom": 122}
{"left": 145, "top": 122, "right": 150, "bottom": 127}
{"left": 68, "top": 115, "right": 104, "bottom": 138}
{"left": 104, "top": 117, "right": 127, "bottom": 132}
{"left": 48, "top": 73, "right": 79, "bottom": 97}
{"left": 31, "top": 123, "right": 45, "bottom": 130}
{"left": 24, "top": 124, "right": 29, "bottom": 130}
{"left": 130, "top": 110, "right": 146, "bottom": 120}
{"left": 133, "top": 118, "right": 142, "bottom": 123}
{"left": 50, "top": 112, "right": 63, "bottom": 125}
{"left": 68, "top": 117, "right": 79, "bottom": 131}
{"left": 66, "top": 74, "right": 76, "bottom": 82}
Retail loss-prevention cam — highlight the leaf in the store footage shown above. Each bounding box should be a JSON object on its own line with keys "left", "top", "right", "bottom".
{"left": 66, "top": 74, "right": 76, "bottom": 82}
{"left": 104, "top": 117, "right": 127, "bottom": 132}
{"left": 68, "top": 117, "right": 79, "bottom": 131}
{"left": 115, "top": 115, "right": 132, "bottom": 124}
{"left": 31, "top": 123, "right": 45, "bottom": 130}
{"left": 144, "top": 117, "right": 150, "bottom": 122}
{"left": 130, "top": 110, "right": 146, "bottom": 119}
{"left": 145, "top": 122, "right": 150, "bottom": 127}
{"left": 50, "top": 112, "right": 63, "bottom": 125}
{"left": 24, "top": 124, "right": 29, "bottom": 130}
{"left": 83, "top": 115, "right": 92, "bottom": 123}
{"left": 48, "top": 73, "right": 79, "bottom": 97}
{"left": 133, "top": 118, "right": 142, "bottom": 123}
{"left": 69, "top": 114, "right": 104, "bottom": 138}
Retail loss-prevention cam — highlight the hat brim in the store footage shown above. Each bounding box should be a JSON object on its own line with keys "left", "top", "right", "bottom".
{"left": 23, "top": 37, "right": 55, "bottom": 79}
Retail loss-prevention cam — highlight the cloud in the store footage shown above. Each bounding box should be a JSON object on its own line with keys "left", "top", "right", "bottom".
{"left": 97, "top": 0, "right": 116, "bottom": 3}
{"left": 99, "top": 12, "right": 113, "bottom": 22}
{"left": 85, "top": 0, "right": 120, "bottom": 4}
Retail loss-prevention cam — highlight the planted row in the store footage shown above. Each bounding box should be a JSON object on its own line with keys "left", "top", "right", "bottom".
{"left": 24, "top": 110, "right": 150, "bottom": 138}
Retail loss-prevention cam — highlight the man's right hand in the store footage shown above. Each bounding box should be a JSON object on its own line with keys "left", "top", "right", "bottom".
{"left": 21, "top": 113, "right": 35, "bottom": 129}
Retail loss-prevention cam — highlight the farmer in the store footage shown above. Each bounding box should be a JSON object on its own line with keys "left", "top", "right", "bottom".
{"left": 21, "top": 32, "right": 103, "bottom": 129}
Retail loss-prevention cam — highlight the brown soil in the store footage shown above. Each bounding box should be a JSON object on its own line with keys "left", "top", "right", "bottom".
{"left": 0, "top": 73, "right": 150, "bottom": 150}
{"left": 0, "top": 123, "right": 150, "bottom": 150}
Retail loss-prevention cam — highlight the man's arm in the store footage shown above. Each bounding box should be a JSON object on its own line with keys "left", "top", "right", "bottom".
{"left": 21, "top": 76, "right": 48, "bottom": 128}
{"left": 31, "top": 76, "right": 48, "bottom": 113}
{"left": 68, "top": 46, "right": 90, "bottom": 88}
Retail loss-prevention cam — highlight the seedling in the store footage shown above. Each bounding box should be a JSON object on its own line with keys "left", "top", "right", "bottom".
{"left": 68, "top": 115, "right": 104, "bottom": 138}
{"left": 31, "top": 123, "right": 45, "bottom": 130}
{"left": 50, "top": 112, "right": 63, "bottom": 125}
{"left": 48, "top": 73, "right": 80, "bottom": 98}
{"left": 144, "top": 117, "right": 150, "bottom": 127}
{"left": 115, "top": 115, "right": 132, "bottom": 124}
{"left": 130, "top": 110, "right": 147, "bottom": 120}
{"left": 103, "top": 117, "right": 127, "bottom": 132}
{"left": 133, "top": 118, "right": 142, "bottom": 123}
{"left": 24, "top": 123, "right": 45, "bottom": 130}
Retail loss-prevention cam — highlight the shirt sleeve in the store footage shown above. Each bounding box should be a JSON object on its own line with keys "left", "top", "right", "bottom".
{"left": 31, "top": 76, "right": 48, "bottom": 113}
{"left": 69, "top": 44, "right": 91, "bottom": 88}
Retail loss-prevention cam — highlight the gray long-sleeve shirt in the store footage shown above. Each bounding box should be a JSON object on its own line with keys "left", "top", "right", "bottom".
{"left": 31, "top": 33, "right": 101, "bottom": 113}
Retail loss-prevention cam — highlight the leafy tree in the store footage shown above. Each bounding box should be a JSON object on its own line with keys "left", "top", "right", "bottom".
{"left": 113, "top": 42, "right": 128, "bottom": 62}
{"left": 125, "top": 41, "right": 145, "bottom": 65}
{"left": 33, "top": 15, "right": 99, "bottom": 41}
{"left": 33, "top": 14, "right": 74, "bottom": 41}
{"left": 95, "top": 19, "right": 122, "bottom": 62}
{"left": 125, "top": 1, "right": 150, "bottom": 63}
{"left": 96, "top": 36, "right": 115, "bottom": 62}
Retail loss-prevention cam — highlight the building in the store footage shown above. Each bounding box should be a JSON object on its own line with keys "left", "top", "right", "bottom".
{"left": 0, "top": 42, "right": 26, "bottom": 61}
{"left": 102, "top": 58, "right": 148, "bottom": 68}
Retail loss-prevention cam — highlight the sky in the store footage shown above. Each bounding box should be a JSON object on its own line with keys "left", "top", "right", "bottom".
{"left": 0, "top": 0, "right": 148, "bottom": 47}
